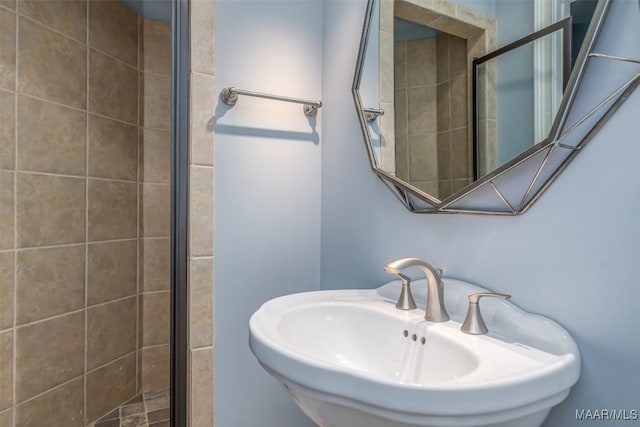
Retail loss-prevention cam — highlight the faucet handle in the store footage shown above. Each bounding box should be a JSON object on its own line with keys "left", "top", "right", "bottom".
{"left": 395, "top": 273, "right": 417, "bottom": 310}
{"left": 461, "top": 292, "right": 511, "bottom": 335}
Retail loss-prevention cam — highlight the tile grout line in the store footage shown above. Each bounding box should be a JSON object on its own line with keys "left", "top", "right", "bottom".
{"left": 14, "top": 92, "right": 139, "bottom": 128}
{"left": 0, "top": 237, "right": 151, "bottom": 254}
{"left": 404, "top": 42, "right": 409, "bottom": 176}
{"left": 140, "top": 290, "right": 171, "bottom": 296}
{"left": 190, "top": 70, "right": 217, "bottom": 79}
{"left": 14, "top": 293, "right": 140, "bottom": 332}
{"left": 448, "top": 36, "right": 454, "bottom": 195}
{"left": 0, "top": 168, "right": 172, "bottom": 186}
{"left": 12, "top": 3, "right": 18, "bottom": 426}
{"left": 405, "top": 127, "right": 469, "bottom": 138}
{"left": 141, "top": 126, "right": 171, "bottom": 132}
{"left": 191, "top": 345, "right": 214, "bottom": 351}
{"left": 140, "top": 181, "right": 172, "bottom": 187}
{"left": 89, "top": 46, "right": 139, "bottom": 73}
{"left": 190, "top": 164, "right": 214, "bottom": 170}
{"left": 143, "top": 68, "right": 171, "bottom": 80}
{"left": 139, "top": 342, "right": 171, "bottom": 351}
{"left": 136, "top": 11, "right": 142, "bottom": 396}
{"left": 190, "top": 255, "right": 214, "bottom": 260}
{"left": 10, "top": 168, "right": 141, "bottom": 184}
{"left": 84, "top": 2, "right": 90, "bottom": 422}
{"left": 140, "top": 236, "right": 171, "bottom": 241}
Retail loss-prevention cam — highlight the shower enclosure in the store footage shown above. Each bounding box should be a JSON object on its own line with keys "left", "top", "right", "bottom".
{"left": 0, "top": 0, "right": 184, "bottom": 425}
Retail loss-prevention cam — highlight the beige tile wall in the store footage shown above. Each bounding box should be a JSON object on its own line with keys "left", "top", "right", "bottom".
{"left": 189, "top": 1, "right": 216, "bottom": 426}
{"left": 394, "top": 33, "right": 470, "bottom": 199}
{"left": 435, "top": 32, "right": 472, "bottom": 198}
{"left": 139, "top": 16, "right": 172, "bottom": 395}
{"left": 394, "top": 37, "right": 440, "bottom": 196}
{"left": 0, "top": 1, "right": 171, "bottom": 425}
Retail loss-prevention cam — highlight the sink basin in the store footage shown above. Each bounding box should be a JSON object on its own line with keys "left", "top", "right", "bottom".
{"left": 249, "top": 278, "right": 580, "bottom": 427}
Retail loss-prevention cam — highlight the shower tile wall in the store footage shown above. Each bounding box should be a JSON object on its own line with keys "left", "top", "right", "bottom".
{"left": 0, "top": 1, "right": 170, "bottom": 426}
{"left": 139, "top": 16, "right": 171, "bottom": 395}
{"left": 394, "top": 33, "right": 471, "bottom": 199}
{"left": 394, "top": 37, "right": 439, "bottom": 195}
{"left": 434, "top": 33, "right": 472, "bottom": 196}
{"left": 188, "top": 1, "right": 216, "bottom": 425}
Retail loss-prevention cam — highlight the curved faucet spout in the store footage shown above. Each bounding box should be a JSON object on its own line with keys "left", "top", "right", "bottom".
{"left": 384, "top": 257, "right": 450, "bottom": 322}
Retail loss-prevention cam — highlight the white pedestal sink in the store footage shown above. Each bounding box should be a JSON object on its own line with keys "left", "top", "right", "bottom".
{"left": 249, "top": 278, "right": 580, "bottom": 427}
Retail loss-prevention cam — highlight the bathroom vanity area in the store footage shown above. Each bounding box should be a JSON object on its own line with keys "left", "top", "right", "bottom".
{"left": 213, "top": 0, "right": 640, "bottom": 426}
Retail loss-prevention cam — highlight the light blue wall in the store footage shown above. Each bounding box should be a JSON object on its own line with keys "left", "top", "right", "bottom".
{"left": 321, "top": 2, "right": 640, "bottom": 427}
{"left": 495, "top": 0, "right": 536, "bottom": 166}
{"left": 360, "top": 0, "right": 382, "bottom": 161}
{"left": 214, "top": 1, "right": 322, "bottom": 426}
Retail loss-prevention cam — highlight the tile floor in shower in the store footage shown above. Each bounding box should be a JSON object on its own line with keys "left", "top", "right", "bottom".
{"left": 90, "top": 388, "right": 170, "bottom": 427}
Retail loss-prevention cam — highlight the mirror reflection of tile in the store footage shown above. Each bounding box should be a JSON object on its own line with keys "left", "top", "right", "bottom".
{"left": 378, "top": 0, "right": 496, "bottom": 200}
{"left": 357, "top": 0, "right": 637, "bottom": 214}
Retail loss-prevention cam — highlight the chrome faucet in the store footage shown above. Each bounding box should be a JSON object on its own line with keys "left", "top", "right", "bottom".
{"left": 384, "top": 257, "right": 450, "bottom": 322}
{"left": 461, "top": 292, "right": 510, "bottom": 335}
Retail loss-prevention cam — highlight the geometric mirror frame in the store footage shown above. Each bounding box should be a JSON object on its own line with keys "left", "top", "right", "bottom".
{"left": 353, "top": 0, "right": 640, "bottom": 214}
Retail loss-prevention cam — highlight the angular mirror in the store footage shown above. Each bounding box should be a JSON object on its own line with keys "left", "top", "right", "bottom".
{"left": 353, "top": 0, "right": 640, "bottom": 214}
